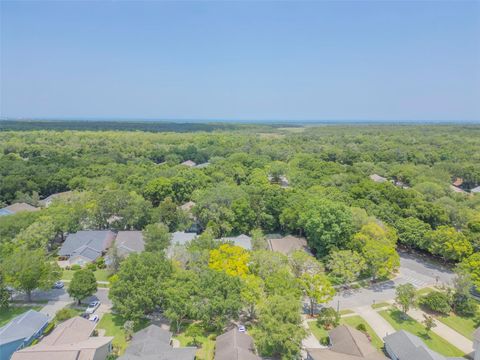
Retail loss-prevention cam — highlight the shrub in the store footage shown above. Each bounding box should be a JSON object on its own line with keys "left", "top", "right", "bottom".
{"left": 42, "top": 321, "right": 55, "bottom": 335}
{"left": 86, "top": 262, "right": 97, "bottom": 271}
{"left": 55, "top": 307, "right": 78, "bottom": 322}
{"left": 453, "top": 293, "right": 477, "bottom": 317}
{"left": 356, "top": 323, "right": 367, "bottom": 333}
{"left": 71, "top": 264, "right": 81, "bottom": 271}
{"left": 96, "top": 257, "right": 106, "bottom": 269}
{"left": 317, "top": 307, "right": 340, "bottom": 329}
{"left": 420, "top": 291, "right": 451, "bottom": 314}
{"left": 320, "top": 336, "right": 330, "bottom": 346}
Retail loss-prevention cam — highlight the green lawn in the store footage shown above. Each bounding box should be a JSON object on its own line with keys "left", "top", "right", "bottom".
{"left": 379, "top": 308, "right": 464, "bottom": 357}
{"left": 340, "top": 315, "right": 384, "bottom": 350}
{"left": 174, "top": 323, "right": 216, "bottom": 360}
{"left": 339, "top": 309, "right": 354, "bottom": 315}
{"left": 97, "top": 313, "right": 149, "bottom": 355}
{"left": 371, "top": 302, "right": 391, "bottom": 309}
{"left": 416, "top": 287, "right": 435, "bottom": 298}
{"left": 62, "top": 269, "right": 111, "bottom": 282}
{"left": 436, "top": 309, "right": 480, "bottom": 340}
{"left": 307, "top": 321, "right": 329, "bottom": 344}
{"left": 0, "top": 306, "right": 42, "bottom": 326}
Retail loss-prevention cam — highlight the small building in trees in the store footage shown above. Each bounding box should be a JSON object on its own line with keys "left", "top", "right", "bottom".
{"left": 58, "top": 230, "right": 116, "bottom": 266}
{"left": 181, "top": 160, "right": 197, "bottom": 167}
{"left": 215, "top": 328, "right": 260, "bottom": 360}
{"left": 115, "top": 231, "right": 145, "bottom": 257}
{"left": 307, "top": 325, "right": 387, "bottom": 360}
{"left": 267, "top": 234, "right": 310, "bottom": 255}
{"left": 221, "top": 234, "right": 252, "bottom": 250}
{"left": 0, "top": 203, "right": 39, "bottom": 216}
{"left": 369, "top": 174, "right": 388, "bottom": 183}
{"left": 118, "top": 324, "right": 196, "bottom": 360}
{"left": 38, "top": 191, "right": 73, "bottom": 207}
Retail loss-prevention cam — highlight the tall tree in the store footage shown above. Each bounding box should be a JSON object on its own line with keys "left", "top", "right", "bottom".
{"left": 362, "top": 239, "right": 399, "bottom": 281}
{"left": 3, "top": 249, "right": 60, "bottom": 302}
{"left": 395, "top": 283, "right": 416, "bottom": 314}
{"left": 143, "top": 223, "right": 171, "bottom": 253}
{"left": 327, "top": 250, "right": 366, "bottom": 286}
{"left": 209, "top": 244, "right": 250, "bottom": 278}
{"left": 299, "top": 273, "right": 335, "bottom": 316}
{"left": 110, "top": 253, "right": 172, "bottom": 323}
{"left": 68, "top": 269, "right": 97, "bottom": 305}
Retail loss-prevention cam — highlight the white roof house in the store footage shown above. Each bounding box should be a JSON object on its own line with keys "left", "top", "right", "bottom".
{"left": 369, "top": 174, "right": 388, "bottom": 183}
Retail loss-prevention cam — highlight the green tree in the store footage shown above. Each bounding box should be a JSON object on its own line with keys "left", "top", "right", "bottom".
{"left": 457, "top": 252, "right": 480, "bottom": 289}
{"left": 67, "top": 269, "right": 97, "bottom": 305}
{"left": 427, "top": 226, "right": 473, "bottom": 262}
{"left": 255, "top": 294, "right": 306, "bottom": 359}
{"left": 395, "top": 217, "right": 431, "bottom": 250}
{"left": 124, "top": 321, "right": 135, "bottom": 341}
{"left": 143, "top": 223, "right": 171, "bottom": 253}
{"left": 299, "top": 272, "right": 335, "bottom": 316}
{"left": 362, "top": 239, "right": 399, "bottom": 281}
{"left": 299, "top": 198, "right": 354, "bottom": 257}
{"left": 0, "top": 272, "right": 10, "bottom": 310}
{"left": 144, "top": 177, "right": 174, "bottom": 206}
{"left": 3, "top": 249, "right": 60, "bottom": 302}
{"left": 327, "top": 250, "right": 366, "bottom": 286}
{"left": 395, "top": 283, "right": 416, "bottom": 314}
{"left": 109, "top": 253, "right": 173, "bottom": 323}
{"left": 423, "top": 314, "right": 436, "bottom": 335}
{"left": 251, "top": 228, "right": 268, "bottom": 250}
{"left": 289, "top": 250, "right": 323, "bottom": 278}
{"left": 241, "top": 275, "right": 265, "bottom": 319}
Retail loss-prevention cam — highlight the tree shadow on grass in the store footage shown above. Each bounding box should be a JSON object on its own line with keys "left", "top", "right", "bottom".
{"left": 389, "top": 309, "right": 416, "bottom": 325}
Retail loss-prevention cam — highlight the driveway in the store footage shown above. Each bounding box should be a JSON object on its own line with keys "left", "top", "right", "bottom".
{"left": 328, "top": 251, "right": 455, "bottom": 310}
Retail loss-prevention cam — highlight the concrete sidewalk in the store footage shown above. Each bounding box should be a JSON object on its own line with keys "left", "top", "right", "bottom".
{"left": 408, "top": 308, "right": 473, "bottom": 355}
{"left": 355, "top": 306, "right": 395, "bottom": 339}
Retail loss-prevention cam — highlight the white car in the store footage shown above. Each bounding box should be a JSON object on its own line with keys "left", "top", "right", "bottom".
{"left": 237, "top": 325, "right": 246, "bottom": 333}
{"left": 88, "top": 314, "right": 99, "bottom": 323}
{"left": 85, "top": 301, "right": 100, "bottom": 314}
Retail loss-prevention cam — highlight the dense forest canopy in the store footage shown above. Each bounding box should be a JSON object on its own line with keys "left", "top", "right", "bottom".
{"left": 1, "top": 124, "right": 480, "bottom": 358}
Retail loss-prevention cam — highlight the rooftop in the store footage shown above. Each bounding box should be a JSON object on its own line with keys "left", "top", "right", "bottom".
{"left": 215, "top": 329, "right": 260, "bottom": 360}
{"left": 221, "top": 234, "right": 252, "bottom": 250}
{"left": 0, "top": 202, "right": 39, "bottom": 216}
{"left": 267, "top": 234, "right": 309, "bottom": 255}
{"left": 58, "top": 230, "right": 116, "bottom": 261}
{"left": 0, "top": 310, "right": 49, "bottom": 346}
{"left": 115, "top": 231, "right": 145, "bottom": 257}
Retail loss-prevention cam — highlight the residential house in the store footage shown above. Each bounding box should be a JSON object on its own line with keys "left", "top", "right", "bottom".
{"left": 384, "top": 330, "right": 465, "bottom": 360}
{"left": 307, "top": 325, "right": 387, "bottom": 360}
{"left": 267, "top": 234, "right": 310, "bottom": 255}
{"left": 11, "top": 316, "right": 113, "bottom": 360}
{"left": 195, "top": 162, "right": 210, "bottom": 169}
{"left": 0, "top": 203, "right": 39, "bottom": 217}
{"left": 215, "top": 328, "right": 260, "bottom": 360}
{"left": 38, "top": 191, "right": 73, "bottom": 207}
{"left": 181, "top": 160, "right": 197, "bottom": 167}
{"left": 114, "top": 231, "right": 144, "bottom": 257}
{"left": 118, "top": 324, "right": 196, "bottom": 360}
{"left": 58, "top": 230, "right": 116, "bottom": 266}
{"left": 369, "top": 174, "right": 388, "bottom": 183}
{"left": 221, "top": 234, "right": 252, "bottom": 250}
{"left": 268, "top": 174, "right": 290, "bottom": 188}
{"left": 0, "top": 310, "right": 49, "bottom": 360}
{"left": 166, "top": 231, "right": 197, "bottom": 258}
{"left": 474, "top": 327, "right": 480, "bottom": 360}
{"left": 179, "top": 201, "right": 196, "bottom": 213}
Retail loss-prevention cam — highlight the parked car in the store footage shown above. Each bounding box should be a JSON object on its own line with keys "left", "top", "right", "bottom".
{"left": 237, "top": 325, "right": 246, "bottom": 333}
{"left": 85, "top": 301, "right": 101, "bottom": 314}
{"left": 52, "top": 281, "right": 64, "bottom": 289}
{"left": 80, "top": 313, "right": 89, "bottom": 319}
{"left": 89, "top": 314, "right": 99, "bottom": 323}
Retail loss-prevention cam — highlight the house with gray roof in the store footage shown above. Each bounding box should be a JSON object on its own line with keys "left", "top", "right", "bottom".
{"left": 471, "top": 186, "right": 480, "bottom": 194}
{"left": 307, "top": 325, "right": 387, "bottom": 360}
{"left": 0, "top": 203, "right": 39, "bottom": 217}
{"left": 0, "top": 310, "right": 49, "bottom": 360}
{"left": 118, "top": 324, "right": 196, "bottom": 360}
{"left": 115, "top": 231, "right": 144, "bottom": 257}
{"left": 166, "top": 231, "right": 197, "bottom": 258}
{"left": 38, "top": 191, "right": 73, "bottom": 207}
{"left": 267, "top": 234, "right": 310, "bottom": 255}
{"left": 221, "top": 234, "right": 252, "bottom": 250}
{"left": 384, "top": 330, "right": 465, "bottom": 360}
{"left": 215, "top": 328, "right": 260, "bottom": 360}
{"left": 58, "top": 230, "right": 116, "bottom": 266}
{"left": 11, "top": 316, "right": 113, "bottom": 360}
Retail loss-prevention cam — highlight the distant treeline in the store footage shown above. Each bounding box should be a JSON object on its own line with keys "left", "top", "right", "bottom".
{"left": 0, "top": 120, "right": 273, "bottom": 132}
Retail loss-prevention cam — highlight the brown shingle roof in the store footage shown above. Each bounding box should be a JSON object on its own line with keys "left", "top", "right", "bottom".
{"left": 215, "top": 329, "right": 260, "bottom": 360}
{"left": 267, "top": 235, "right": 309, "bottom": 255}
{"left": 4, "top": 202, "right": 39, "bottom": 213}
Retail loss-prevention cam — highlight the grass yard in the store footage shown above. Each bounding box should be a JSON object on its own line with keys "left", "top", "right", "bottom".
{"left": 436, "top": 309, "right": 480, "bottom": 340}
{"left": 340, "top": 315, "right": 384, "bottom": 350}
{"left": 307, "top": 321, "right": 329, "bottom": 344}
{"left": 339, "top": 309, "right": 354, "bottom": 315}
{"left": 371, "top": 302, "right": 391, "bottom": 309}
{"left": 379, "top": 308, "right": 464, "bottom": 357}
{"left": 174, "top": 323, "right": 216, "bottom": 360}
{"left": 0, "top": 306, "right": 42, "bottom": 326}
{"left": 62, "top": 269, "right": 111, "bottom": 282}
{"left": 416, "top": 287, "right": 435, "bottom": 298}
{"left": 97, "top": 313, "right": 149, "bottom": 355}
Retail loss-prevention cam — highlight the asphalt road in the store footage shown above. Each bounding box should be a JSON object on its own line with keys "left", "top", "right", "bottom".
{"left": 13, "top": 287, "right": 111, "bottom": 306}
{"left": 327, "top": 250, "right": 455, "bottom": 310}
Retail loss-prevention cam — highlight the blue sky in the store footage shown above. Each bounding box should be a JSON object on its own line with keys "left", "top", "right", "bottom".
{"left": 1, "top": 1, "right": 479, "bottom": 122}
